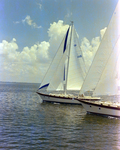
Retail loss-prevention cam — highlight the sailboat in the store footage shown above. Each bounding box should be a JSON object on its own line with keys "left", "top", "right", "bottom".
{"left": 37, "top": 22, "right": 99, "bottom": 104}
{"left": 77, "top": 0, "right": 120, "bottom": 117}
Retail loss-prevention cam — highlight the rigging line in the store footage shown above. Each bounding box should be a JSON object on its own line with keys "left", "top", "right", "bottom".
{"left": 93, "top": 35, "right": 120, "bottom": 94}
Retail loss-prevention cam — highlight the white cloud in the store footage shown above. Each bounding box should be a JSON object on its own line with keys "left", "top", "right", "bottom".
{"left": 81, "top": 37, "right": 100, "bottom": 71}
{"left": 0, "top": 20, "right": 69, "bottom": 82}
{"left": 37, "top": 3, "right": 42, "bottom": 10}
{"left": 0, "top": 38, "right": 49, "bottom": 82}
{"left": 48, "top": 20, "right": 69, "bottom": 58}
{"left": 80, "top": 27, "right": 107, "bottom": 71}
{"left": 0, "top": 20, "right": 107, "bottom": 83}
{"left": 21, "top": 15, "right": 42, "bottom": 29}
{"left": 13, "top": 21, "right": 20, "bottom": 24}
{"left": 22, "top": 15, "right": 32, "bottom": 25}
{"left": 14, "top": 15, "right": 42, "bottom": 29}
{"left": 100, "top": 27, "right": 107, "bottom": 39}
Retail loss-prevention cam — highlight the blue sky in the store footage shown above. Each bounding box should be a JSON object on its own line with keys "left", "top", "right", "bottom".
{"left": 0, "top": 0, "right": 119, "bottom": 83}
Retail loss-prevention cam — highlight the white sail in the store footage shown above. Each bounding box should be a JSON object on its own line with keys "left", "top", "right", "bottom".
{"left": 67, "top": 25, "right": 86, "bottom": 90}
{"left": 39, "top": 27, "right": 70, "bottom": 91}
{"left": 79, "top": 0, "right": 120, "bottom": 96}
{"left": 47, "top": 46, "right": 69, "bottom": 91}
{"left": 93, "top": 38, "right": 120, "bottom": 96}
{"left": 39, "top": 23, "right": 87, "bottom": 93}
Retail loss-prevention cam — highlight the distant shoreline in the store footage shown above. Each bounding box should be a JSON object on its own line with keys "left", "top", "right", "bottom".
{"left": 0, "top": 81, "right": 41, "bottom": 84}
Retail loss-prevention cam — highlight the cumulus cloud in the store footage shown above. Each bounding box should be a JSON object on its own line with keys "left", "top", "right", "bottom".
{"left": 81, "top": 37, "right": 100, "bottom": 70}
{"left": 100, "top": 27, "right": 107, "bottom": 39}
{"left": 13, "top": 15, "right": 42, "bottom": 29}
{"left": 48, "top": 20, "right": 69, "bottom": 58}
{"left": 22, "top": 15, "right": 42, "bottom": 28}
{"left": 0, "top": 20, "right": 107, "bottom": 83}
{"left": 81, "top": 27, "right": 107, "bottom": 71}
{"left": 0, "top": 38, "right": 50, "bottom": 82}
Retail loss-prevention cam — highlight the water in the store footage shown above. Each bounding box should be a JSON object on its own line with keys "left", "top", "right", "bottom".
{"left": 0, "top": 82, "right": 120, "bottom": 150}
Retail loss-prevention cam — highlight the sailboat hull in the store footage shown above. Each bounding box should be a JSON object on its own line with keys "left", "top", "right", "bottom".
{"left": 37, "top": 92, "right": 81, "bottom": 105}
{"left": 79, "top": 100, "right": 120, "bottom": 117}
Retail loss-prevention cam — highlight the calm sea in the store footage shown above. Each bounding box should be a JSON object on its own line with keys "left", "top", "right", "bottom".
{"left": 0, "top": 82, "right": 120, "bottom": 150}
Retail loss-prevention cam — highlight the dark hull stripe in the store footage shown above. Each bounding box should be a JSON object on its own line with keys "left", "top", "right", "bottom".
{"left": 80, "top": 100, "right": 120, "bottom": 110}
{"left": 87, "top": 111, "right": 120, "bottom": 118}
{"left": 37, "top": 92, "right": 76, "bottom": 100}
{"left": 43, "top": 100, "right": 81, "bottom": 105}
{"left": 37, "top": 92, "right": 100, "bottom": 101}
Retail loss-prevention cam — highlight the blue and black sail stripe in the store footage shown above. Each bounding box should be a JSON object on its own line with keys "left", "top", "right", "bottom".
{"left": 63, "top": 27, "right": 70, "bottom": 53}
{"left": 39, "top": 83, "right": 49, "bottom": 90}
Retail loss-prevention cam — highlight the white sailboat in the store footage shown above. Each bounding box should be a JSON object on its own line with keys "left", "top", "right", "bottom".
{"left": 37, "top": 22, "right": 91, "bottom": 104}
{"left": 77, "top": 0, "right": 120, "bottom": 117}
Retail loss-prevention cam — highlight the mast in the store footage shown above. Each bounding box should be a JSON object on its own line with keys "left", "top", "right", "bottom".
{"left": 64, "top": 21, "right": 74, "bottom": 94}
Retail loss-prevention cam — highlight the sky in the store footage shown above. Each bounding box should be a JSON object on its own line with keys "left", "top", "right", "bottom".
{"left": 0, "top": 0, "right": 119, "bottom": 83}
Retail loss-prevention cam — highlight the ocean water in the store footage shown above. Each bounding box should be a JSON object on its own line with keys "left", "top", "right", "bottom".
{"left": 0, "top": 82, "right": 120, "bottom": 150}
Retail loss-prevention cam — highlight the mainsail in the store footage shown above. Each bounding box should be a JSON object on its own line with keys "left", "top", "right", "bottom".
{"left": 79, "top": 0, "right": 120, "bottom": 96}
{"left": 39, "top": 22, "right": 86, "bottom": 93}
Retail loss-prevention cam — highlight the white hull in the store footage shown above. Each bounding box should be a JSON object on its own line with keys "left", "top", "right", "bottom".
{"left": 37, "top": 92, "right": 100, "bottom": 105}
{"left": 80, "top": 100, "right": 120, "bottom": 117}
{"left": 37, "top": 92, "right": 81, "bottom": 104}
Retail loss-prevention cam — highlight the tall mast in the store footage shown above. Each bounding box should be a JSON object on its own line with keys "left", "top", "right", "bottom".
{"left": 64, "top": 21, "right": 74, "bottom": 94}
